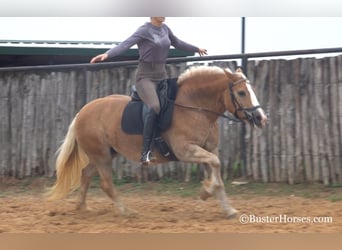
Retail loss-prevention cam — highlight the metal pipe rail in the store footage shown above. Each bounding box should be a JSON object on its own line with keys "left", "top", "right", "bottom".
{"left": 0, "top": 47, "right": 342, "bottom": 72}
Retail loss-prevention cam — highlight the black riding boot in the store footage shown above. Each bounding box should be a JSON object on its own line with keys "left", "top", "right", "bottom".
{"left": 141, "top": 108, "right": 158, "bottom": 164}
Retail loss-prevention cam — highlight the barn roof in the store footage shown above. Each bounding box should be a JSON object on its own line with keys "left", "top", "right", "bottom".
{"left": 0, "top": 40, "right": 194, "bottom": 67}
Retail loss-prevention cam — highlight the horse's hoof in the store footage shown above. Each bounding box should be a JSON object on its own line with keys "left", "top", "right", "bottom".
{"left": 226, "top": 208, "right": 238, "bottom": 219}
{"left": 75, "top": 204, "right": 87, "bottom": 211}
{"left": 123, "top": 208, "right": 139, "bottom": 218}
{"left": 199, "top": 188, "right": 212, "bottom": 201}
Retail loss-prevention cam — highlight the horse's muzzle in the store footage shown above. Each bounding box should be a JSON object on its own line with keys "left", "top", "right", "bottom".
{"left": 245, "top": 108, "right": 267, "bottom": 128}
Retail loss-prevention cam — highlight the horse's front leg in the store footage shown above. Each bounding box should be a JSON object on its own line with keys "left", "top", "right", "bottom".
{"left": 176, "top": 145, "right": 238, "bottom": 218}
{"left": 201, "top": 162, "right": 238, "bottom": 218}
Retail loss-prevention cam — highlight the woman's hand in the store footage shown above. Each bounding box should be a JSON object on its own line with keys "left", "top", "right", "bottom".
{"left": 198, "top": 48, "right": 207, "bottom": 56}
{"left": 90, "top": 53, "right": 109, "bottom": 63}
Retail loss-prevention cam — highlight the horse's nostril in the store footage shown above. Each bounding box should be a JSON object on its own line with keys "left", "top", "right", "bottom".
{"left": 253, "top": 112, "right": 262, "bottom": 121}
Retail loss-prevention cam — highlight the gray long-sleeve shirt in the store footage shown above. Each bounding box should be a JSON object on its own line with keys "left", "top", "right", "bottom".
{"left": 106, "top": 22, "right": 199, "bottom": 63}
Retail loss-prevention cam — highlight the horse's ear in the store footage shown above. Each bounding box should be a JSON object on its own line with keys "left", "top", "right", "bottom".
{"left": 235, "top": 67, "right": 246, "bottom": 78}
{"left": 236, "top": 67, "right": 243, "bottom": 74}
{"left": 224, "top": 68, "right": 233, "bottom": 76}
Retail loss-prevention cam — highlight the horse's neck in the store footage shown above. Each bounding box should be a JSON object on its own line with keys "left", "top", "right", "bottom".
{"left": 177, "top": 79, "right": 226, "bottom": 117}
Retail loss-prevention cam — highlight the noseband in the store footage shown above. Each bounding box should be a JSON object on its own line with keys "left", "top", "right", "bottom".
{"left": 229, "top": 78, "right": 261, "bottom": 124}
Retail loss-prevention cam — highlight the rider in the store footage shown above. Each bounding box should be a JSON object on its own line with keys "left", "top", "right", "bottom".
{"left": 90, "top": 17, "right": 207, "bottom": 164}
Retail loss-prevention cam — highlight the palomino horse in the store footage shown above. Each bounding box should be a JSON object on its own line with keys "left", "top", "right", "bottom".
{"left": 47, "top": 66, "right": 267, "bottom": 218}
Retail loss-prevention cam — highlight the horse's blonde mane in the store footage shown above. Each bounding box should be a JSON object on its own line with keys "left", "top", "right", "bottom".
{"left": 178, "top": 66, "right": 225, "bottom": 85}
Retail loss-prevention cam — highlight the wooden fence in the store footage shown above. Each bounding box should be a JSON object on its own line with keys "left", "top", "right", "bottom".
{"left": 0, "top": 56, "right": 341, "bottom": 184}
{"left": 244, "top": 56, "right": 342, "bottom": 185}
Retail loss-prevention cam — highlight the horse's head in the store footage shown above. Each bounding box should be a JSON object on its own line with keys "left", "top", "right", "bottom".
{"left": 223, "top": 68, "right": 267, "bottom": 128}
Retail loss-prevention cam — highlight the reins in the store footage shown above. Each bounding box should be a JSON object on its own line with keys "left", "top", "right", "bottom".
{"left": 174, "top": 102, "right": 242, "bottom": 123}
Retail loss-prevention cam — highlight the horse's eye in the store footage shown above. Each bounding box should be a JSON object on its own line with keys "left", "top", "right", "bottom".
{"left": 237, "top": 91, "right": 246, "bottom": 97}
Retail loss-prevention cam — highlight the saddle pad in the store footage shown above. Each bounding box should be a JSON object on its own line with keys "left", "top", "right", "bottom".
{"left": 121, "top": 101, "right": 145, "bottom": 134}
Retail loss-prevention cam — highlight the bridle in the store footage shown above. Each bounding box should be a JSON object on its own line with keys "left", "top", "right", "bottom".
{"left": 228, "top": 77, "right": 261, "bottom": 125}
{"left": 174, "top": 76, "right": 261, "bottom": 124}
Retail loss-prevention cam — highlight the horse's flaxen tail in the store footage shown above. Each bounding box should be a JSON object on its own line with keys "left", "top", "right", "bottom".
{"left": 46, "top": 115, "right": 89, "bottom": 200}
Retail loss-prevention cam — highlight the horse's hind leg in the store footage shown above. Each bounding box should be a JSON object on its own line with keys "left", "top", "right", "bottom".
{"left": 76, "top": 163, "right": 97, "bottom": 211}
{"left": 95, "top": 158, "right": 129, "bottom": 215}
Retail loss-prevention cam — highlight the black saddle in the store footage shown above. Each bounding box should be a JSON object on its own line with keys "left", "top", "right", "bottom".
{"left": 121, "top": 78, "right": 178, "bottom": 135}
{"left": 121, "top": 78, "right": 178, "bottom": 160}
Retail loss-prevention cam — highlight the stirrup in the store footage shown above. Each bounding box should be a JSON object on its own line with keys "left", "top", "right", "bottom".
{"left": 154, "top": 137, "right": 170, "bottom": 157}
{"left": 141, "top": 151, "right": 153, "bottom": 164}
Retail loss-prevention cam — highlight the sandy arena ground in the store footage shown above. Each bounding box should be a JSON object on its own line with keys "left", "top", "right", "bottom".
{"left": 0, "top": 178, "right": 341, "bottom": 233}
